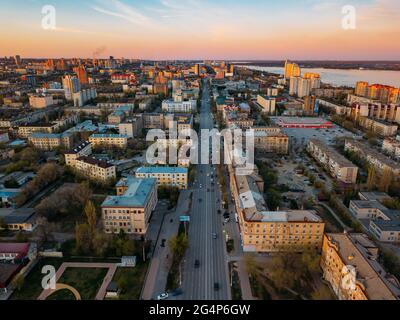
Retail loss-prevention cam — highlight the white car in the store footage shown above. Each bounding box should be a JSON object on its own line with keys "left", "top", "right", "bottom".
{"left": 157, "top": 293, "right": 169, "bottom": 300}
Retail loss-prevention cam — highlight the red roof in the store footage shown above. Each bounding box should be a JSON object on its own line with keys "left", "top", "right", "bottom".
{"left": 0, "top": 243, "right": 29, "bottom": 259}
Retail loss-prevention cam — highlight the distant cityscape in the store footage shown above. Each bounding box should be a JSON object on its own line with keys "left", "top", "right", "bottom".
{"left": 0, "top": 53, "right": 400, "bottom": 304}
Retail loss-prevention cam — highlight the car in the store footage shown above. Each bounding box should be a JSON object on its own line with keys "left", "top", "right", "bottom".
{"left": 199, "top": 198, "right": 203, "bottom": 203}
{"left": 194, "top": 260, "right": 200, "bottom": 268}
{"left": 217, "top": 209, "right": 222, "bottom": 214}
{"left": 161, "top": 239, "right": 166, "bottom": 247}
{"left": 212, "top": 233, "right": 217, "bottom": 239}
{"left": 224, "top": 218, "right": 230, "bottom": 223}
{"left": 157, "top": 293, "right": 169, "bottom": 300}
{"left": 214, "top": 283, "right": 220, "bottom": 291}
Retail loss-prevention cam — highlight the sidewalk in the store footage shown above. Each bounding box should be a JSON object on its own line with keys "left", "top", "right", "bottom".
{"left": 141, "top": 190, "right": 191, "bottom": 300}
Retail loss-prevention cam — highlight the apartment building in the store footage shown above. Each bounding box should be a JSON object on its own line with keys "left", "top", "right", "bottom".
{"left": 18, "top": 123, "right": 58, "bottom": 138}
{"left": 308, "top": 139, "right": 359, "bottom": 184}
{"left": 349, "top": 193, "right": 400, "bottom": 243}
{"left": 89, "top": 134, "right": 128, "bottom": 149}
{"left": 164, "top": 113, "right": 194, "bottom": 133}
{"left": 135, "top": 166, "right": 188, "bottom": 189}
{"left": 161, "top": 99, "right": 197, "bottom": 113}
{"left": 29, "top": 94, "right": 54, "bottom": 109}
{"left": 119, "top": 117, "right": 143, "bottom": 138}
{"left": 101, "top": 177, "right": 158, "bottom": 235}
{"left": 230, "top": 167, "right": 324, "bottom": 253}
{"left": 257, "top": 95, "right": 276, "bottom": 114}
{"left": 71, "top": 156, "right": 116, "bottom": 183}
{"left": 142, "top": 113, "right": 165, "bottom": 129}
{"left": 349, "top": 102, "right": 400, "bottom": 124}
{"left": 28, "top": 132, "right": 73, "bottom": 150}
{"left": 383, "top": 137, "right": 400, "bottom": 158}
{"left": 359, "top": 118, "right": 398, "bottom": 137}
{"left": 64, "top": 141, "right": 92, "bottom": 166}
{"left": 252, "top": 127, "right": 289, "bottom": 155}
{"left": 345, "top": 139, "right": 400, "bottom": 178}
{"left": 321, "top": 233, "right": 400, "bottom": 300}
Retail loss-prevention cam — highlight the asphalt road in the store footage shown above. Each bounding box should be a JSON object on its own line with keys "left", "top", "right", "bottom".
{"left": 179, "top": 79, "right": 230, "bottom": 300}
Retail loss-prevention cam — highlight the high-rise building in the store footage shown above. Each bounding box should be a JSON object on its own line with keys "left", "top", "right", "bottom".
{"left": 297, "top": 78, "right": 311, "bottom": 98}
{"left": 303, "top": 95, "right": 317, "bottom": 115}
{"left": 14, "top": 55, "right": 21, "bottom": 66}
{"left": 62, "top": 75, "right": 81, "bottom": 101}
{"left": 284, "top": 60, "right": 301, "bottom": 79}
{"left": 355, "top": 81, "right": 369, "bottom": 97}
{"left": 194, "top": 64, "right": 200, "bottom": 75}
{"left": 289, "top": 76, "right": 300, "bottom": 96}
{"left": 303, "top": 72, "right": 321, "bottom": 89}
{"left": 73, "top": 65, "right": 88, "bottom": 85}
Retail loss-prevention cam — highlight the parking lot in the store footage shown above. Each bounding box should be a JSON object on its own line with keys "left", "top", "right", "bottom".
{"left": 282, "top": 125, "right": 361, "bottom": 151}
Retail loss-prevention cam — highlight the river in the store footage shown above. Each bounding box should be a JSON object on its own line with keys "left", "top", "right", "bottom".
{"left": 243, "top": 65, "right": 400, "bottom": 88}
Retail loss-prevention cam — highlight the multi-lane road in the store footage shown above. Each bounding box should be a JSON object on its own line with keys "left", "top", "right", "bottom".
{"left": 178, "top": 79, "right": 231, "bottom": 300}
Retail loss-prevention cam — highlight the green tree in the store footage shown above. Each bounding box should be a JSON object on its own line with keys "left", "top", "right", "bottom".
{"left": 367, "top": 166, "right": 376, "bottom": 191}
{"left": 168, "top": 234, "right": 189, "bottom": 259}
{"left": 84, "top": 200, "right": 97, "bottom": 235}
{"left": 244, "top": 253, "right": 259, "bottom": 278}
{"left": 378, "top": 168, "right": 393, "bottom": 193}
{"left": 12, "top": 274, "right": 25, "bottom": 291}
{"left": 75, "top": 223, "right": 92, "bottom": 253}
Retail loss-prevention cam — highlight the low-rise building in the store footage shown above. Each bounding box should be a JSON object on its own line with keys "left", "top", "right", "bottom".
{"left": 345, "top": 139, "right": 400, "bottom": 178}
{"left": 349, "top": 193, "right": 400, "bottom": 242}
{"left": 135, "top": 166, "right": 188, "bottom": 189}
{"left": 64, "top": 141, "right": 92, "bottom": 166}
{"left": 29, "top": 94, "right": 54, "bottom": 109}
{"left": 0, "top": 208, "right": 37, "bottom": 232}
{"left": 321, "top": 233, "right": 400, "bottom": 300}
{"left": 101, "top": 176, "right": 158, "bottom": 235}
{"left": 28, "top": 132, "right": 73, "bottom": 150}
{"left": 359, "top": 117, "right": 398, "bottom": 137}
{"left": 89, "top": 134, "right": 128, "bottom": 149}
{"left": 252, "top": 127, "right": 289, "bottom": 155}
{"left": 383, "top": 137, "right": 400, "bottom": 158}
{"left": 308, "top": 139, "right": 359, "bottom": 184}
{"left": 257, "top": 95, "right": 276, "bottom": 114}
{"left": 230, "top": 167, "right": 325, "bottom": 252}
{"left": 72, "top": 156, "right": 116, "bottom": 183}
{"left": 118, "top": 116, "right": 143, "bottom": 138}
{"left": 18, "top": 123, "right": 58, "bottom": 138}
{"left": 162, "top": 99, "right": 197, "bottom": 113}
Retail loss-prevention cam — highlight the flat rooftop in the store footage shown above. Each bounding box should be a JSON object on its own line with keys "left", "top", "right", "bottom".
{"left": 346, "top": 139, "right": 400, "bottom": 171}
{"left": 77, "top": 156, "right": 115, "bottom": 169}
{"left": 136, "top": 166, "right": 188, "bottom": 175}
{"left": 310, "top": 139, "right": 357, "bottom": 168}
{"left": 102, "top": 177, "right": 156, "bottom": 208}
{"left": 326, "top": 233, "right": 400, "bottom": 300}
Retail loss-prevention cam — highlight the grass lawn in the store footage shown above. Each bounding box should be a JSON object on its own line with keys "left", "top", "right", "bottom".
{"left": 229, "top": 262, "right": 242, "bottom": 301}
{"left": 57, "top": 268, "right": 108, "bottom": 300}
{"left": 110, "top": 261, "right": 149, "bottom": 300}
{"left": 10, "top": 258, "right": 64, "bottom": 300}
{"left": 47, "top": 289, "right": 76, "bottom": 300}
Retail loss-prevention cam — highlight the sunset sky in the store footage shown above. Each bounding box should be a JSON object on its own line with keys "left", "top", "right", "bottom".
{"left": 1, "top": 0, "right": 400, "bottom": 60}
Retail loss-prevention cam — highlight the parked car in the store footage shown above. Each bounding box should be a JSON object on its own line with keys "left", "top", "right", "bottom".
{"left": 214, "top": 282, "right": 220, "bottom": 291}
{"left": 212, "top": 233, "right": 217, "bottom": 239}
{"left": 157, "top": 293, "right": 169, "bottom": 300}
{"left": 194, "top": 260, "right": 200, "bottom": 268}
